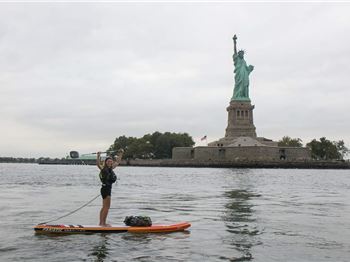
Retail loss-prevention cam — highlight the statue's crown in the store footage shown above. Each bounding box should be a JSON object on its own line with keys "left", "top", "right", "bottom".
{"left": 238, "top": 49, "right": 245, "bottom": 54}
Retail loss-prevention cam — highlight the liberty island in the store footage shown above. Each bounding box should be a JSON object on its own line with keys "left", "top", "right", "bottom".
{"left": 173, "top": 35, "right": 310, "bottom": 162}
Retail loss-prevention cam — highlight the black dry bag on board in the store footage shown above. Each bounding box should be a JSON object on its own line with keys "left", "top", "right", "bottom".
{"left": 124, "top": 216, "right": 152, "bottom": 227}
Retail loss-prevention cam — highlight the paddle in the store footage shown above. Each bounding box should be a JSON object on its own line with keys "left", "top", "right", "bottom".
{"left": 69, "top": 149, "right": 125, "bottom": 159}
{"left": 69, "top": 151, "right": 108, "bottom": 159}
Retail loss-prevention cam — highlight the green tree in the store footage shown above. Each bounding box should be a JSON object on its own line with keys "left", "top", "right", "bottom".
{"left": 278, "top": 136, "right": 303, "bottom": 147}
{"left": 334, "top": 140, "right": 349, "bottom": 160}
{"left": 126, "top": 138, "right": 154, "bottom": 159}
{"left": 108, "top": 131, "right": 195, "bottom": 159}
{"left": 153, "top": 132, "right": 195, "bottom": 158}
{"left": 306, "top": 137, "right": 346, "bottom": 160}
{"left": 154, "top": 134, "right": 171, "bottom": 159}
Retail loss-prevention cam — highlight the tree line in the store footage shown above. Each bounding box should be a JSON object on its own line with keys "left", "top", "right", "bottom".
{"left": 0, "top": 157, "right": 37, "bottom": 163}
{"left": 0, "top": 157, "right": 68, "bottom": 163}
{"left": 278, "top": 136, "right": 349, "bottom": 160}
{"left": 108, "top": 131, "right": 195, "bottom": 159}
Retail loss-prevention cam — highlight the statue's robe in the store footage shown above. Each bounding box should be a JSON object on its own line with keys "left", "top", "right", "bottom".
{"left": 232, "top": 54, "right": 253, "bottom": 101}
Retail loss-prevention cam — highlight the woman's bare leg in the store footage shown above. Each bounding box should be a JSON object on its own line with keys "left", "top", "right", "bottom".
{"left": 99, "top": 196, "right": 111, "bottom": 226}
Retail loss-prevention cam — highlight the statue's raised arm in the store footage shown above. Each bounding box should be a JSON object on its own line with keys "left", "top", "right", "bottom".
{"left": 233, "top": 35, "right": 238, "bottom": 55}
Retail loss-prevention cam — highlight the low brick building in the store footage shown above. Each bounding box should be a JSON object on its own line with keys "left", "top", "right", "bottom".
{"left": 173, "top": 145, "right": 310, "bottom": 161}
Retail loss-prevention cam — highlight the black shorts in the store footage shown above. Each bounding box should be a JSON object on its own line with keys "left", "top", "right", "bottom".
{"left": 101, "top": 186, "right": 112, "bottom": 199}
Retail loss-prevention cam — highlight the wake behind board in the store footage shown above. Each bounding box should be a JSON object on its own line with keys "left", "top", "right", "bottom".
{"left": 34, "top": 222, "right": 191, "bottom": 234}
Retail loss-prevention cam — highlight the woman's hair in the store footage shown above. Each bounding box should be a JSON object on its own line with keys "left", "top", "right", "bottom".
{"left": 104, "top": 156, "right": 113, "bottom": 165}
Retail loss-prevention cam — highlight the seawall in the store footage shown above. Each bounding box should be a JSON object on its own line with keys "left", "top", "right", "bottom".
{"left": 37, "top": 158, "right": 350, "bottom": 169}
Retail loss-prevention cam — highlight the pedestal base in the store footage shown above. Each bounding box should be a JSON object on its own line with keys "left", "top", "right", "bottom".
{"left": 224, "top": 100, "right": 257, "bottom": 138}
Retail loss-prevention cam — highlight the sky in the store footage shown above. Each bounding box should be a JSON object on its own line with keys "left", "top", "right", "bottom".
{"left": 1, "top": 2, "right": 350, "bottom": 158}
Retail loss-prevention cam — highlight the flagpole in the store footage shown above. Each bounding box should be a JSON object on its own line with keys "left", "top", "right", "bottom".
{"left": 200, "top": 135, "right": 207, "bottom": 146}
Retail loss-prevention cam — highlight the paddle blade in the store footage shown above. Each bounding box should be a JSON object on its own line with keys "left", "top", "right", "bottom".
{"left": 70, "top": 151, "right": 80, "bottom": 159}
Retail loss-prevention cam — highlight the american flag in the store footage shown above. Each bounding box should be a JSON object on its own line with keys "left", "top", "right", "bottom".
{"left": 200, "top": 135, "right": 207, "bottom": 141}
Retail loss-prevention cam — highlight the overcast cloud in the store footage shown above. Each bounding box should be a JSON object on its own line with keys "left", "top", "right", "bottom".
{"left": 1, "top": 2, "right": 350, "bottom": 157}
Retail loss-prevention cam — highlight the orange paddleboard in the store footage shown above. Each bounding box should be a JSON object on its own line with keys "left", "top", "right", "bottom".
{"left": 34, "top": 222, "right": 191, "bottom": 234}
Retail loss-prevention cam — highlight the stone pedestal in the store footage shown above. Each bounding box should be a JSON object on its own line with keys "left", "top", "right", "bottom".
{"left": 225, "top": 100, "right": 257, "bottom": 138}
{"left": 208, "top": 100, "right": 262, "bottom": 147}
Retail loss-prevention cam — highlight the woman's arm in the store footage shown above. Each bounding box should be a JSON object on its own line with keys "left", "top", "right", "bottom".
{"left": 96, "top": 152, "right": 103, "bottom": 170}
{"left": 112, "top": 149, "right": 124, "bottom": 169}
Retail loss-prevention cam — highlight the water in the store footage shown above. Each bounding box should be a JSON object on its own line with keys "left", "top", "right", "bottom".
{"left": 0, "top": 163, "right": 349, "bottom": 261}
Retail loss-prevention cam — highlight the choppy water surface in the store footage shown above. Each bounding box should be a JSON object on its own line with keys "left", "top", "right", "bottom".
{"left": 0, "top": 163, "right": 349, "bottom": 261}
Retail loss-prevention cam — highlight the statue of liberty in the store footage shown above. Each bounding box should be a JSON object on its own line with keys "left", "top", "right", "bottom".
{"left": 231, "top": 35, "right": 254, "bottom": 101}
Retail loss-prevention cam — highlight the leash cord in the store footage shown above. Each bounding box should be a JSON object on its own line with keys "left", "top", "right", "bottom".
{"left": 38, "top": 194, "right": 100, "bottom": 225}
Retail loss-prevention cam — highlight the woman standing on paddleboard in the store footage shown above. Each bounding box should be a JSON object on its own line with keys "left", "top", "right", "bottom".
{"left": 97, "top": 149, "right": 124, "bottom": 227}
